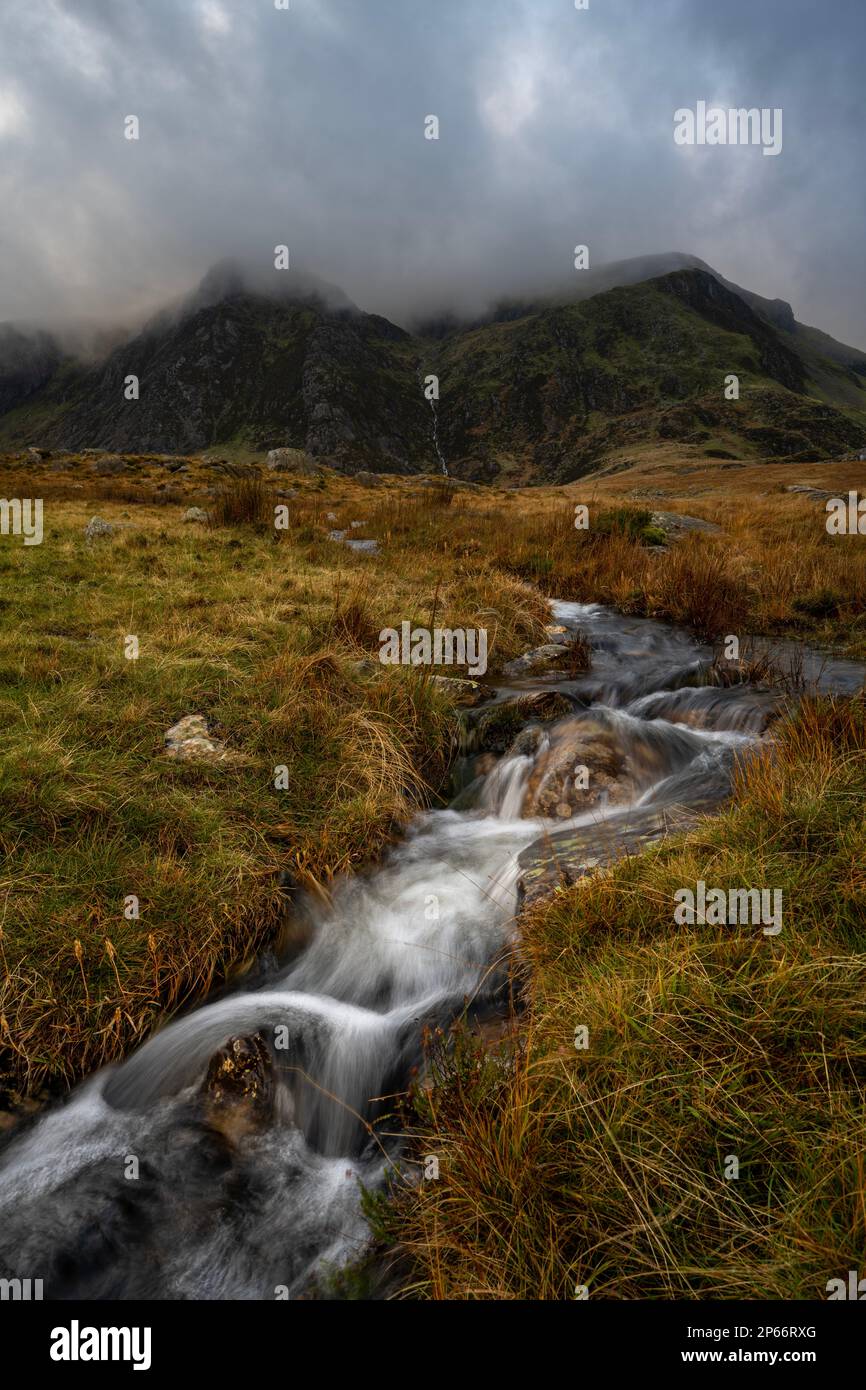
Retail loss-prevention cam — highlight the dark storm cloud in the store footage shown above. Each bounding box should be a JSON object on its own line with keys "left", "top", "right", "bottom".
{"left": 0, "top": 0, "right": 863, "bottom": 345}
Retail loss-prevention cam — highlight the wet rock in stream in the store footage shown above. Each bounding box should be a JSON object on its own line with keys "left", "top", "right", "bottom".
{"left": 473, "top": 690, "right": 573, "bottom": 752}
{"left": 201, "top": 1034, "right": 274, "bottom": 1143}
{"left": 520, "top": 707, "right": 706, "bottom": 818}
{"left": 517, "top": 804, "right": 698, "bottom": 911}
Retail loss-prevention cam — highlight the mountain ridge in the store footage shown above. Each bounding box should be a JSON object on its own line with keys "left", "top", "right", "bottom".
{"left": 0, "top": 255, "right": 864, "bottom": 481}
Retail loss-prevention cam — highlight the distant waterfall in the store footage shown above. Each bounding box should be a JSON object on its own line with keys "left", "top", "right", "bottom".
{"left": 419, "top": 365, "right": 448, "bottom": 475}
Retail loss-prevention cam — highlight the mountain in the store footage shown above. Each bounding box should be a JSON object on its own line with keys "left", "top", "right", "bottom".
{"left": 429, "top": 266, "right": 866, "bottom": 482}
{"left": 0, "top": 262, "right": 435, "bottom": 468}
{"left": 0, "top": 255, "right": 863, "bottom": 481}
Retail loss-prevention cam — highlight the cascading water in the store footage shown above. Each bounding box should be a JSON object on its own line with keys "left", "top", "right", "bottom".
{"left": 0, "top": 602, "right": 861, "bottom": 1299}
{"left": 418, "top": 364, "right": 448, "bottom": 476}
{"left": 429, "top": 396, "right": 448, "bottom": 476}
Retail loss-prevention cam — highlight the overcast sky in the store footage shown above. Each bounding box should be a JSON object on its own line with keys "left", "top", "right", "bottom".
{"left": 0, "top": 0, "right": 863, "bottom": 345}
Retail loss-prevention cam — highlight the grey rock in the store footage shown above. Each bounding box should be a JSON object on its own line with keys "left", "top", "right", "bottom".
{"left": 650, "top": 510, "right": 721, "bottom": 535}
{"left": 164, "top": 714, "right": 229, "bottom": 762}
{"left": 84, "top": 516, "right": 115, "bottom": 542}
{"left": 183, "top": 507, "right": 209, "bottom": 523}
{"left": 328, "top": 529, "right": 379, "bottom": 555}
{"left": 502, "top": 644, "right": 570, "bottom": 679}
{"left": 267, "top": 448, "right": 319, "bottom": 474}
{"left": 430, "top": 675, "right": 496, "bottom": 707}
{"left": 785, "top": 485, "right": 836, "bottom": 502}
{"left": 349, "top": 658, "right": 380, "bottom": 679}
{"left": 517, "top": 806, "right": 696, "bottom": 910}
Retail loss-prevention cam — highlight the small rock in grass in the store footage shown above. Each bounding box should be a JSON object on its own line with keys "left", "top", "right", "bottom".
{"left": 183, "top": 507, "right": 209, "bottom": 523}
{"left": 164, "top": 714, "right": 228, "bottom": 762}
{"left": 84, "top": 516, "right": 115, "bottom": 542}
{"left": 431, "top": 675, "right": 496, "bottom": 706}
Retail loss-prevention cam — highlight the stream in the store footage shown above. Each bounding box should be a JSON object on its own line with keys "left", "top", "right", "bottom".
{"left": 0, "top": 602, "right": 862, "bottom": 1299}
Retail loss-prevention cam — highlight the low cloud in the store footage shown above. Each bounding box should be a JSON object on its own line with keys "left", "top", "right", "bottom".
{"left": 0, "top": 0, "right": 863, "bottom": 346}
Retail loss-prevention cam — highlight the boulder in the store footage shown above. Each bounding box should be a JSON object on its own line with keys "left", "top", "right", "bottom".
{"left": 84, "top": 516, "right": 115, "bottom": 542}
{"left": 650, "top": 510, "right": 722, "bottom": 536}
{"left": 266, "top": 448, "right": 319, "bottom": 474}
{"left": 354, "top": 471, "right": 382, "bottom": 487}
{"left": 182, "top": 507, "right": 209, "bottom": 523}
{"left": 520, "top": 709, "right": 700, "bottom": 819}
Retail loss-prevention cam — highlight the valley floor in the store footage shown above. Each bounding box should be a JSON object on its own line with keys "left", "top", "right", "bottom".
{"left": 1, "top": 445, "right": 864, "bottom": 1300}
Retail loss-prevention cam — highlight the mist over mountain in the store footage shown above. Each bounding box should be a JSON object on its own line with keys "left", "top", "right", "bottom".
{"left": 1, "top": 252, "right": 863, "bottom": 481}
{"left": 1, "top": 0, "right": 865, "bottom": 348}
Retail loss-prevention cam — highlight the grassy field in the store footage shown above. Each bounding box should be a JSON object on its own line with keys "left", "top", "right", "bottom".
{"left": 383, "top": 696, "right": 866, "bottom": 1299}
{"left": 1, "top": 441, "right": 865, "bottom": 1183}
{"left": 0, "top": 454, "right": 549, "bottom": 1100}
